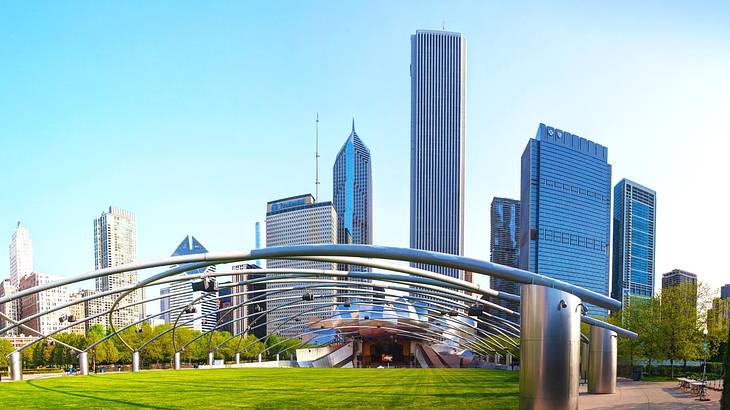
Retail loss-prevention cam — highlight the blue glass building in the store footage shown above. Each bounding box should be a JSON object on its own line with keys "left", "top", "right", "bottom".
{"left": 490, "top": 197, "right": 520, "bottom": 320}
{"left": 520, "top": 123, "right": 612, "bottom": 316}
{"left": 333, "top": 120, "right": 373, "bottom": 267}
{"left": 611, "top": 179, "right": 656, "bottom": 306}
{"left": 168, "top": 235, "right": 218, "bottom": 332}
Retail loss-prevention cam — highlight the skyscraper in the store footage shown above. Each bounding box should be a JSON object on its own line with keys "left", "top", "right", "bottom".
{"left": 231, "top": 263, "right": 267, "bottom": 340}
{"left": 254, "top": 221, "right": 263, "bottom": 268}
{"left": 159, "top": 287, "right": 171, "bottom": 323}
{"left": 410, "top": 30, "right": 466, "bottom": 280}
{"left": 9, "top": 221, "right": 33, "bottom": 288}
{"left": 167, "top": 236, "right": 217, "bottom": 332}
{"left": 94, "top": 206, "right": 143, "bottom": 328}
{"left": 520, "top": 123, "right": 612, "bottom": 316}
{"left": 333, "top": 120, "right": 373, "bottom": 247}
{"left": 333, "top": 119, "right": 372, "bottom": 271}
{"left": 612, "top": 179, "right": 656, "bottom": 306}
{"left": 18, "top": 272, "right": 69, "bottom": 335}
{"left": 265, "top": 194, "right": 336, "bottom": 339}
{"left": 490, "top": 197, "right": 520, "bottom": 319}
{"left": 722, "top": 284, "right": 730, "bottom": 300}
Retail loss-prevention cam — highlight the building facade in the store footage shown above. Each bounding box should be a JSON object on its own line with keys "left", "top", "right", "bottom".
{"left": 520, "top": 123, "right": 612, "bottom": 316}
{"left": 721, "top": 284, "right": 730, "bottom": 300}
{"left": 167, "top": 236, "right": 217, "bottom": 332}
{"left": 159, "top": 287, "right": 171, "bottom": 323}
{"left": 611, "top": 179, "right": 656, "bottom": 306}
{"left": 265, "top": 194, "right": 336, "bottom": 338}
{"left": 18, "top": 272, "right": 70, "bottom": 335}
{"left": 489, "top": 197, "right": 520, "bottom": 319}
{"left": 94, "top": 206, "right": 143, "bottom": 328}
{"left": 231, "top": 263, "right": 267, "bottom": 340}
{"left": 409, "top": 30, "right": 466, "bottom": 280}
{"left": 9, "top": 221, "right": 33, "bottom": 288}
{"left": 67, "top": 290, "right": 88, "bottom": 335}
{"left": 0, "top": 279, "right": 19, "bottom": 335}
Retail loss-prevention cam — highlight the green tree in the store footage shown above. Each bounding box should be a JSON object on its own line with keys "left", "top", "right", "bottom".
{"left": 659, "top": 282, "right": 703, "bottom": 378}
{"left": 0, "top": 338, "right": 13, "bottom": 369}
{"left": 721, "top": 321, "right": 729, "bottom": 409}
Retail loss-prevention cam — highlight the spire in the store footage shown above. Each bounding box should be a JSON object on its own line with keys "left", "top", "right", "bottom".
{"left": 352, "top": 117, "right": 355, "bottom": 134}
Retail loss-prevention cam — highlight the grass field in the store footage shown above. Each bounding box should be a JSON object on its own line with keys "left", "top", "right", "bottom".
{"left": 0, "top": 368, "right": 518, "bottom": 409}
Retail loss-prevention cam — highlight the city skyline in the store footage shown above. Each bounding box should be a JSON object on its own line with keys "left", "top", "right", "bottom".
{"left": 1, "top": 2, "right": 728, "bottom": 294}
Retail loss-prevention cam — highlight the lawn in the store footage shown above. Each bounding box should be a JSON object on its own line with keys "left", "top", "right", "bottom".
{"left": 0, "top": 368, "right": 518, "bottom": 409}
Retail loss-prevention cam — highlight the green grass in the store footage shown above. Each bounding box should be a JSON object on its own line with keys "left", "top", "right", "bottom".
{"left": 0, "top": 368, "right": 518, "bottom": 409}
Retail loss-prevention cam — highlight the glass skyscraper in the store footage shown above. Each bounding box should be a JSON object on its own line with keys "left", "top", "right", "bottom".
{"left": 168, "top": 235, "right": 218, "bottom": 332}
{"left": 611, "top": 179, "right": 656, "bottom": 306}
{"left": 490, "top": 197, "right": 520, "bottom": 320}
{"left": 333, "top": 120, "right": 372, "bottom": 271}
{"left": 520, "top": 123, "right": 612, "bottom": 316}
{"left": 409, "top": 30, "right": 466, "bottom": 280}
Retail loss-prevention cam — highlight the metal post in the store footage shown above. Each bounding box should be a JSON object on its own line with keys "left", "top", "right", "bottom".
{"left": 495, "top": 353, "right": 501, "bottom": 365}
{"left": 506, "top": 352, "right": 513, "bottom": 368}
{"left": 580, "top": 339, "right": 590, "bottom": 384}
{"left": 9, "top": 351, "right": 22, "bottom": 381}
{"left": 520, "top": 284, "right": 581, "bottom": 410}
{"left": 174, "top": 352, "right": 181, "bottom": 370}
{"left": 132, "top": 350, "right": 140, "bottom": 372}
{"left": 235, "top": 352, "right": 240, "bottom": 365}
{"left": 258, "top": 353, "right": 262, "bottom": 363}
{"left": 79, "top": 351, "right": 89, "bottom": 376}
{"left": 276, "top": 353, "right": 280, "bottom": 365}
{"left": 208, "top": 351, "right": 214, "bottom": 366}
{"left": 588, "top": 326, "right": 617, "bottom": 394}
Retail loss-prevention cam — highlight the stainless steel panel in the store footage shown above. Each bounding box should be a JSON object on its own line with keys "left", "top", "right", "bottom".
{"left": 588, "top": 326, "right": 617, "bottom": 394}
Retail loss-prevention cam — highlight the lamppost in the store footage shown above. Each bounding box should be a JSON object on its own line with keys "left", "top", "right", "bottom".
{"left": 699, "top": 328, "right": 709, "bottom": 402}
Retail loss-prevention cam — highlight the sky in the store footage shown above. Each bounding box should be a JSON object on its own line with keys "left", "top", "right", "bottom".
{"left": 1, "top": 1, "right": 729, "bottom": 303}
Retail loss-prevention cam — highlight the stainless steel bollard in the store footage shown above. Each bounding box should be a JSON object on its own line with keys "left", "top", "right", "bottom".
{"left": 79, "top": 351, "right": 89, "bottom": 376}
{"left": 132, "top": 350, "right": 140, "bottom": 372}
{"left": 588, "top": 326, "right": 617, "bottom": 394}
{"left": 10, "top": 351, "right": 22, "bottom": 381}
{"left": 520, "top": 284, "right": 581, "bottom": 410}
{"left": 208, "top": 352, "right": 214, "bottom": 366}
{"left": 174, "top": 351, "right": 181, "bottom": 370}
{"left": 235, "top": 352, "right": 240, "bottom": 365}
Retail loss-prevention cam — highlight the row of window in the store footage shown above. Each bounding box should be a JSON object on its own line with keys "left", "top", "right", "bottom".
{"left": 538, "top": 227, "right": 609, "bottom": 253}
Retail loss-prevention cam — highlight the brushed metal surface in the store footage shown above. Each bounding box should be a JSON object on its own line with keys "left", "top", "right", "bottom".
{"left": 588, "top": 326, "right": 617, "bottom": 394}
{"left": 520, "top": 284, "right": 581, "bottom": 410}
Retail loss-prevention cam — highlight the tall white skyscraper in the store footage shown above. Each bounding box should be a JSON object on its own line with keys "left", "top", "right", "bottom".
{"left": 9, "top": 221, "right": 33, "bottom": 288}
{"left": 265, "top": 194, "right": 336, "bottom": 339}
{"left": 410, "top": 30, "right": 467, "bottom": 280}
{"left": 0, "top": 279, "right": 20, "bottom": 335}
{"left": 93, "top": 206, "right": 143, "bottom": 328}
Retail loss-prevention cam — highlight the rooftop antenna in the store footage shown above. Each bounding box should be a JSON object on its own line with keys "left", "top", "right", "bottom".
{"left": 315, "top": 113, "right": 320, "bottom": 202}
{"left": 442, "top": 20, "right": 445, "bottom": 30}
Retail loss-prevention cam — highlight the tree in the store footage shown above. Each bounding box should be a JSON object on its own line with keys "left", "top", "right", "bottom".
{"left": 0, "top": 338, "right": 13, "bottom": 368}
{"left": 659, "top": 282, "right": 704, "bottom": 378}
{"left": 721, "top": 320, "right": 729, "bottom": 409}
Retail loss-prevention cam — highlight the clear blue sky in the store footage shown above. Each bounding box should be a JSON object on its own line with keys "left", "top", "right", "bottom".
{"left": 1, "top": 1, "right": 728, "bottom": 294}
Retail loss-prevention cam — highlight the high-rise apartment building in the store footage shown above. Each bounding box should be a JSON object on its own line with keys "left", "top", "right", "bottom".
{"left": 9, "top": 221, "right": 33, "bottom": 288}
{"left": 67, "top": 290, "right": 88, "bottom": 335}
{"left": 490, "top": 197, "right": 520, "bottom": 319}
{"left": 265, "top": 194, "right": 336, "bottom": 339}
{"left": 18, "top": 272, "right": 69, "bottom": 335}
{"left": 94, "top": 206, "right": 143, "bottom": 328}
{"left": 520, "top": 123, "right": 612, "bottom": 316}
{"left": 612, "top": 179, "right": 656, "bottom": 306}
{"left": 333, "top": 120, "right": 373, "bottom": 260}
{"left": 0, "top": 279, "right": 19, "bottom": 335}
{"left": 661, "top": 269, "right": 697, "bottom": 289}
{"left": 231, "top": 263, "right": 267, "bottom": 340}
{"left": 721, "top": 284, "right": 730, "bottom": 300}
{"left": 410, "top": 30, "right": 466, "bottom": 280}
{"left": 167, "top": 236, "right": 217, "bottom": 332}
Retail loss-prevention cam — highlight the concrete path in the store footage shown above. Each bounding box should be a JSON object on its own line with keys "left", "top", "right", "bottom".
{"left": 580, "top": 379, "right": 722, "bottom": 409}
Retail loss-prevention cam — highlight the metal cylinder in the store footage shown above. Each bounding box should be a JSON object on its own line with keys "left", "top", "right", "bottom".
{"left": 235, "top": 352, "right": 240, "bottom": 365}
{"left": 588, "top": 326, "right": 617, "bottom": 394}
{"left": 208, "top": 352, "right": 214, "bottom": 366}
{"left": 258, "top": 353, "right": 262, "bottom": 363}
{"left": 495, "top": 353, "right": 501, "bottom": 365}
{"left": 10, "top": 351, "right": 22, "bottom": 381}
{"left": 132, "top": 351, "right": 140, "bottom": 372}
{"left": 276, "top": 353, "right": 280, "bottom": 363}
{"left": 520, "top": 284, "right": 581, "bottom": 410}
{"left": 580, "top": 340, "right": 590, "bottom": 382}
{"left": 506, "top": 352, "right": 513, "bottom": 367}
{"left": 79, "top": 351, "right": 89, "bottom": 376}
{"left": 174, "top": 352, "right": 181, "bottom": 370}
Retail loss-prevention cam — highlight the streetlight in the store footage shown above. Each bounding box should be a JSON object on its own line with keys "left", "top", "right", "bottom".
{"left": 699, "top": 328, "right": 710, "bottom": 402}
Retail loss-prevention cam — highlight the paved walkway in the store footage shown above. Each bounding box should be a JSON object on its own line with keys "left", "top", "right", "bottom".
{"left": 580, "top": 379, "right": 722, "bottom": 409}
